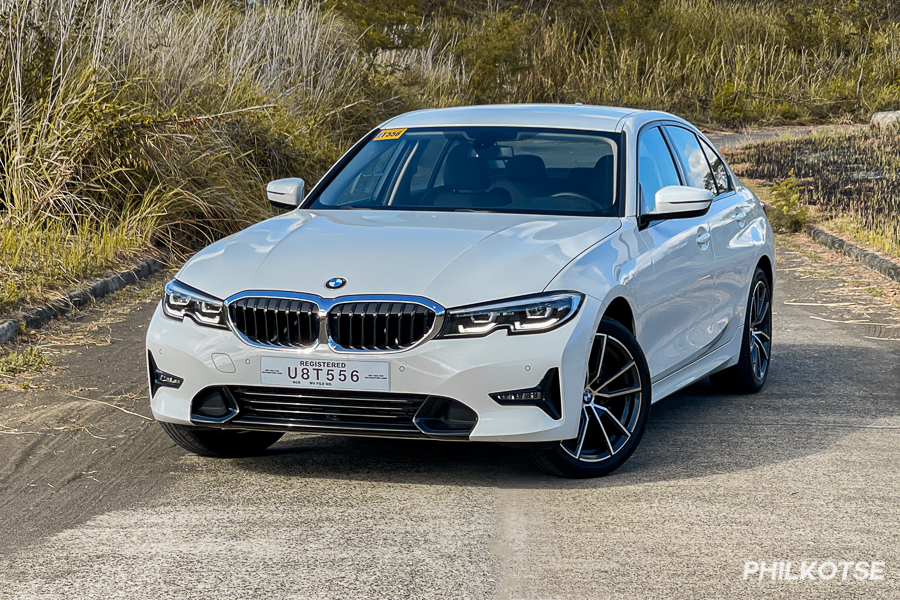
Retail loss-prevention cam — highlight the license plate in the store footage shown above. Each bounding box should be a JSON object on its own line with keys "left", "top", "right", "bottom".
{"left": 260, "top": 357, "right": 390, "bottom": 391}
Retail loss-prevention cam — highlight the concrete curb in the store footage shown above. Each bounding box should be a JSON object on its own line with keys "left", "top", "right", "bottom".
{"left": 0, "top": 257, "right": 165, "bottom": 345}
{"left": 805, "top": 224, "right": 900, "bottom": 284}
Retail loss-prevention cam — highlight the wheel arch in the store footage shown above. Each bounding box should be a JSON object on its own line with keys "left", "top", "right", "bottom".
{"left": 756, "top": 255, "right": 774, "bottom": 290}
{"left": 601, "top": 296, "right": 635, "bottom": 335}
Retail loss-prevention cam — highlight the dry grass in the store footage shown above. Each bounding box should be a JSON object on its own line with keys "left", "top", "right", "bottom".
{"left": 0, "top": 0, "right": 453, "bottom": 313}
{"left": 775, "top": 232, "right": 900, "bottom": 332}
{"left": 455, "top": 0, "right": 900, "bottom": 123}
{"left": 1, "top": 0, "right": 898, "bottom": 316}
{"left": 725, "top": 125, "right": 900, "bottom": 258}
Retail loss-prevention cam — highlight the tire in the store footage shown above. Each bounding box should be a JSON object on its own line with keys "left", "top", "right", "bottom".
{"left": 159, "top": 421, "right": 284, "bottom": 458}
{"left": 710, "top": 267, "right": 772, "bottom": 394}
{"left": 520, "top": 317, "right": 651, "bottom": 478}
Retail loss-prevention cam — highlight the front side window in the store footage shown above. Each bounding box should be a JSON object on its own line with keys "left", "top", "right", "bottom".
{"left": 664, "top": 126, "right": 718, "bottom": 195}
{"left": 638, "top": 126, "right": 681, "bottom": 215}
{"left": 306, "top": 127, "right": 621, "bottom": 217}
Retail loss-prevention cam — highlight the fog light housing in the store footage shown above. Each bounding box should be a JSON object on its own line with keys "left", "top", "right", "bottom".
{"left": 490, "top": 369, "right": 562, "bottom": 420}
{"left": 414, "top": 397, "right": 478, "bottom": 438}
{"left": 190, "top": 387, "right": 239, "bottom": 425}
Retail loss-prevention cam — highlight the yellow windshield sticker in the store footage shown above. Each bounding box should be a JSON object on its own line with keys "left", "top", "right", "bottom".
{"left": 374, "top": 128, "right": 406, "bottom": 141}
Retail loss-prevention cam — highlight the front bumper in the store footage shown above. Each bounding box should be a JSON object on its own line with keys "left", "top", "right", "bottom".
{"left": 146, "top": 295, "right": 601, "bottom": 443}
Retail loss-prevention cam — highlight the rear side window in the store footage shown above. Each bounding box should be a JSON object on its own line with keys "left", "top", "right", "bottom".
{"left": 664, "top": 126, "right": 717, "bottom": 195}
{"left": 699, "top": 138, "right": 733, "bottom": 194}
{"left": 638, "top": 126, "right": 681, "bottom": 215}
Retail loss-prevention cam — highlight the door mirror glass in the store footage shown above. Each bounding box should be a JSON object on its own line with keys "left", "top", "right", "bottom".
{"left": 266, "top": 178, "right": 305, "bottom": 208}
{"left": 650, "top": 185, "right": 713, "bottom": 218}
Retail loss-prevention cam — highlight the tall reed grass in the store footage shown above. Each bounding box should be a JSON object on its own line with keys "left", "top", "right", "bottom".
{"left": 497, "top": 0, "right": 900, "bottom": 121}
{"left": 1, "top": 0, "right": 897, "bottom": 313}
{"left": 0, "top": 0, "right": 453, "bottom": 313}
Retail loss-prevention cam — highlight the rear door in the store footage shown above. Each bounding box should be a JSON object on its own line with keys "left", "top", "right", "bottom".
{"left": 633, "top": 125, "right": 718, "bottom": 381}
{"left": 664, "top": 125, "right": 756, "bottom": 343}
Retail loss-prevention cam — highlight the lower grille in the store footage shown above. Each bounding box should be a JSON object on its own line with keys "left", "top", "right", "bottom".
{"left": 228, "top": 386, "right": 428, "bottom": 436}
{"left": 328, "top": 302, "right": 436, "bottom": 351}
{"left": 228, "top": 297, "right": 319, "bottom": 348}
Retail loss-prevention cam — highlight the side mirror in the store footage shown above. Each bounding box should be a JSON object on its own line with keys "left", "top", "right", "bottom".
{"left": 650, "top": 185, "right": 713, "bottom": 218}
{"left": 266, "top": 178, "right": 305, "bottom": 209}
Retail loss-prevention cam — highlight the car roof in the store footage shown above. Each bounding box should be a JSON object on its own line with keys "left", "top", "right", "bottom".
{"left": 379, "top": 104, "right": 683, "bottom": 133}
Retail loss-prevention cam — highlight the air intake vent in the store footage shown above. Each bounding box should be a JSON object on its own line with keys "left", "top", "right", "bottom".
{"left": 328, "top": 302, "right": 436, "bottom": 351}
{"left": 228, "top": 386, "right": 429, "bottom": 436}
{"left": 228, "top": 297, "right": 319, "bottom": 348}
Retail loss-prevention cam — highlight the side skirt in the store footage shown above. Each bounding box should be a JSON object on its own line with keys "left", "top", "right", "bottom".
{"left": 650, "top": 332, "right": 743, "bottom": 403}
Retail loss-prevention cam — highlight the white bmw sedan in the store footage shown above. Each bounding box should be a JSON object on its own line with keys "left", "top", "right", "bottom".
{"left": 147, "top": 105, "right": 774, "bottom": 477}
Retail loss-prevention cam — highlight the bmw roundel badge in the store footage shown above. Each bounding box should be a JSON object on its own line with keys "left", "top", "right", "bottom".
{"left": 325, "top": 277, "right": 347, "bottom": 290}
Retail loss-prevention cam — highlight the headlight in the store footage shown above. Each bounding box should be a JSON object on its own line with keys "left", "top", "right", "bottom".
{"left": 162, "top": 280, "right": 227, "bottom": 328}
{"left": 438, "top": 292, "right": 583, "bottom": 338}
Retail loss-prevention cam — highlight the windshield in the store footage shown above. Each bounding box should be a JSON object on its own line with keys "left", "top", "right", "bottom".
{"left": 305, "top": 127, "right": 621, "bottom": 216}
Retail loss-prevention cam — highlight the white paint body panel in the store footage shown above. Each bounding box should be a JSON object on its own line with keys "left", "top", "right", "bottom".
{"left": 147, "top": 104, "right": 775, "bottom": 442}
{"left": 176, "top": 211, "right": 623, "bottom": 308}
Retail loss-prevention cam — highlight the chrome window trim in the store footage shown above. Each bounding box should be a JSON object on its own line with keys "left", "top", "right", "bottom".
{"left": 223, "top": 290, "right": 446, "bottom": 354}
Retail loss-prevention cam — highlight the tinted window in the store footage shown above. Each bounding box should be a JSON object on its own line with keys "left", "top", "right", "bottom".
{"left": 505, "top": 136, "right": 613, "bottom": 170}
{"left": 307, "top": 127, "right": 621, "bottom": 216}
{"left": 325, "top": 140, "right": 398, "bottom": 207}
{"left": 638, "top": 127, "right": 681, "bottom": 215}
{"left": 700, "top": 138, "right": 733, "bottom": 194}
{"left": 664, "top": 126, "right": 717, "bottom": 194}
{"left": 409, "top": 137, "right": 449, "bottom": 193}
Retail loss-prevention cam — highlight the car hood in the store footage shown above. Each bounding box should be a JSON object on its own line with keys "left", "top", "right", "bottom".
{"left": 177, "top": 210, "right": 621, "bottom": 307}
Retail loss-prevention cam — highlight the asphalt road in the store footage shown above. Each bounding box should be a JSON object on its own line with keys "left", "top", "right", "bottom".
{"left": 1, "top": 240, "right": 898, "bottom": 598}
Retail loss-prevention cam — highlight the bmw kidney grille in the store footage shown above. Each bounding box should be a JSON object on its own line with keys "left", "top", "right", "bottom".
{"left": 226, "top": 295, "right": 438, "bottom": 351}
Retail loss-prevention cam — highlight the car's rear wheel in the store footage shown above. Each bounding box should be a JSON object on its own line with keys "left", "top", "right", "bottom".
{"left": 520, "top": 317, "right": 651, "bottom": 478}
{"left": 710, "top": 267, "right": 772, "bottom": 394}
{"left": 159, "top": 421, "right": 284, "bottom": 458}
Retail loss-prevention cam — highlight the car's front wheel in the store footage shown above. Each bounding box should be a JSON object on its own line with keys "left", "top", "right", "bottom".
{"left": 520, "top": 317, "right": 651, "bottom": 478}
{"left": 159, "top": 422, "right": 284, "bottom": 458}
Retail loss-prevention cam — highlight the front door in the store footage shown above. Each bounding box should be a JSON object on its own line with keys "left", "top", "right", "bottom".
{"left": 633, "top": 126, "right": 719, "bottom": 381}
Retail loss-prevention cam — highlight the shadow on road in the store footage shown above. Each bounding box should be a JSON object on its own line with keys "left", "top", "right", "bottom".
{"left": 233, "top": 341, "right": 898, "bottom": 489}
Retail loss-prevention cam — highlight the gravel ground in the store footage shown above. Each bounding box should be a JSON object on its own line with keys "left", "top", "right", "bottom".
{"left": 0, "top": 205, "right": 898, "bottom": 598}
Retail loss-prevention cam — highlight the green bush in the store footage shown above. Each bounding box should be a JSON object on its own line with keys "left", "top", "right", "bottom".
{"left": 711, "top": 83, "right": 749, "bottom": 123}
{"left": 767, "top": 170, "right": 811, "bottom": 232}
{"left": 0, "top": 347, "right": 51, "bottom": 375}
{"left": 455, "top": 9, "right": 538, "bottom": 104}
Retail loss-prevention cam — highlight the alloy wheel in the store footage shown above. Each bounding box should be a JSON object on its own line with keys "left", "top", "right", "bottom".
{"left": 748, "top": 279, "right": 772, "bottom": 381}
{"left": 560, "top": 333, "right": 643, "bottom": 462}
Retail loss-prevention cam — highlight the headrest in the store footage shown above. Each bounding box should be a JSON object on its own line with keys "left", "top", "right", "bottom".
{"left": 505, "top": 155, "right": 546, "bottom": 181}
{"left": 444, "top": 146, "right": 490, "bottom": 191}
{"left": 593, "top": 154, "right": 613, "bottom": 177}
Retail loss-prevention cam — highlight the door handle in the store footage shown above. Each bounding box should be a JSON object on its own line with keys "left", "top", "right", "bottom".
{"left": 734, "top": 208, "right": 747, "bottom": 227}
{"left": 697, "top": 227, "right": 711, "bottom": 249}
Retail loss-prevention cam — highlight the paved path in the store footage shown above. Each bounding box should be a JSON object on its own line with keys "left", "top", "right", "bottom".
{"left": 705, "top": 124, "right": 864, "bottom": 149}
{"left": 1, "top": 211, "right": 898, "bottom": 597}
